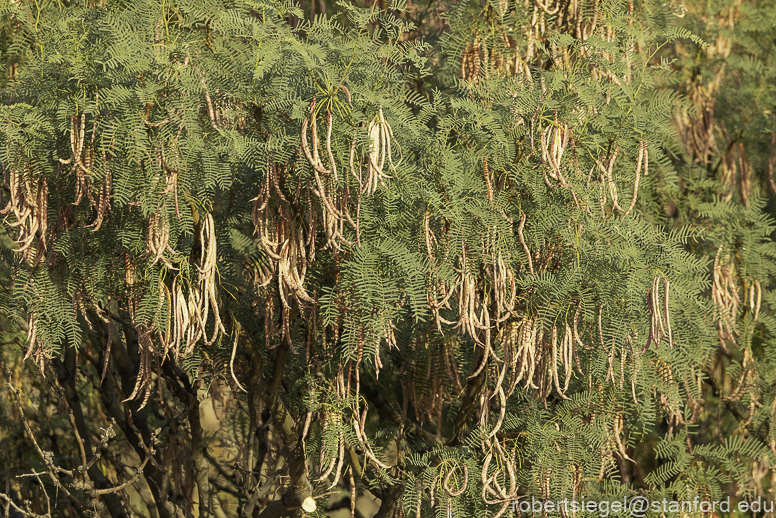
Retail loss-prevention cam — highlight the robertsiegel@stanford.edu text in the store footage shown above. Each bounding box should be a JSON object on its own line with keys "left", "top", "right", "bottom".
{"left": 511, "top": 495, "right": 774, "bottom": 517}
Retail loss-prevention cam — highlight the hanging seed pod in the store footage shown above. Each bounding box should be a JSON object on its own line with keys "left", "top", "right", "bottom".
{"left": 1, "top": 169, "right": 49, "bottom": 266}
{"left": 160, "top": 211, "right": 226, "bottom": 358}
{"left": 443, "top": 464, "right": 469, "bottom": 497}
{"left": 613, "top": 413, "right": 634, "bottom": 462}
{"left": 712, "top": 246, "right": 740, "bottom": 349}
{"left": 365, "top": 106, "right": 396, "bottom": 196}
{"left": 23, "top": 315, "right": 39, "bottom": 361}
{"left": 87, "top": 150, "right": 113, "bottom": 232}
{"left": 147, "top": 208, "right": 177, "bottom": 268}
{"left": 155, "top": 279, "right": 173, "bottom": 358}
{"left": 122, "top": 327, "right": 155, "bottom": 410}
{"left": 623, "top": 140, "right": 647, "bottom": 217}
{"left": 663, "top": 277, "right": 673, "bottom": 348}
{"left": 198, "top": 212, "right": 226, "bottom": 345}
{"left": 550, "top": 324, "right": 571, "bottom": 400}
{"left": 517, "top": 213, "right": 534, "bottom": 274}
{"left": 352, "top": 411, "right": 391, "bottom": 470}
{"left": 541, "top": 118, "right": 571, "bottom": 187}
{"left": 481, "top": 438, "right": 518, "bottom": 518}
{"left": 299, "top": 103, "right": 357, "bottom": 251}
{"left": 596, "top": 145, "right": 624, "bottom": 213}
{"left": 251, "top": 165, "right": 321, "bottom": 353}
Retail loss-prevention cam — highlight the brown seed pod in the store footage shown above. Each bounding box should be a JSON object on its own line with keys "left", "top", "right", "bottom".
{"left": 2, "top": 168, "right": 49, "bottom": 265}
{"left": 443, "top": 464, "right": 469, "bottom": 497}
{"left": 623, "top": 140, "right": 647, "bottom": 217}
{"left": 712, "top": 246, "right": 740, "bottom": 349}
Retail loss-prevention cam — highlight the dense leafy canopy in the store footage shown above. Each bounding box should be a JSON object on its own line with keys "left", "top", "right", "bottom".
{"left": 1, "top": 0, "right": 776, "bottom": 517}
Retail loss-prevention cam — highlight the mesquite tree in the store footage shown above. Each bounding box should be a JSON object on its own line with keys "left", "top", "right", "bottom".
{"left": 1, "top": 0, "right": 776, "bottom": 517}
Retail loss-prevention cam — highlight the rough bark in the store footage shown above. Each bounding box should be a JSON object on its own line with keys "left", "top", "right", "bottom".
{"left": 244, "top": 343, "right": 313, "bottom": 518}
{"left": 52, "top": 345, "right": 129, "bottom": 518}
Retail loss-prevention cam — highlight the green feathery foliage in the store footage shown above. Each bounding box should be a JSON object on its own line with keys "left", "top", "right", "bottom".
{"left": 1, "top": 0, "right": 776, "bottom": 517}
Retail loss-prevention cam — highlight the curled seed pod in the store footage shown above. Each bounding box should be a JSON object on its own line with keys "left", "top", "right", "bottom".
{"left": 443, "top": 464, "right": 468, "bottom": 497}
